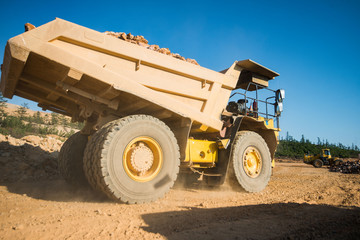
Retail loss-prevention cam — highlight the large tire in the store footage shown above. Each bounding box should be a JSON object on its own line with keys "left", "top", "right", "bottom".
{"left": 313, "top": 159, "right": 323, "bottom": 168}
{"left": 83, "top": 115, "right": 180, "bottom": 204}
{"left": 228, "top": 131, "right": 272, "bottom": 192}
{"left": 58, "top": 132, "right": 89, "bottom": 186}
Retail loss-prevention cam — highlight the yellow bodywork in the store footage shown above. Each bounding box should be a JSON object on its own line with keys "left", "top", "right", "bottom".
{"left": 184, "top": 139, "right": 218, "bottom": 166}
{"left": 258, "top": 116, "right": 277, "bottom": 130}
{"left": 183, "top": 116, "right": 279, "bottom": 169}
{"left": 304, "top": 154, "right": 319, "bottom": 163}
{"left": 243, "top": 146, "right": 262, "bottom": 178}
{"left": 304, "top": 149, "right": 332, "bottom": 163}
{"left": 322, "top": 149, "right": 331, "bottom": 158}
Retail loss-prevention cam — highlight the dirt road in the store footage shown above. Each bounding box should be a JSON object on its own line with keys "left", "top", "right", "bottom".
{"left": 1, "top": 160, "right": 360, "bottom": 239}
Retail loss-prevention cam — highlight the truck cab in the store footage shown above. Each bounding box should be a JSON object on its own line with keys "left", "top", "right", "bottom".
{"left": 322, "top": 149, "right": 331, "bottom": 159}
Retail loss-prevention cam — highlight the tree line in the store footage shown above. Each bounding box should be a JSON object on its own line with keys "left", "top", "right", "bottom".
{"left": 1, "top": 94, "right": 359, "bottom": 158}
{"left": 0, "top": 94, "right": 83, "bottom": 139}
{"left": 275, "top": 132, "right": 360, "bottom": 159}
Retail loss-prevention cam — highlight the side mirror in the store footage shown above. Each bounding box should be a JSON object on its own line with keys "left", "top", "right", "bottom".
{"left": 275, "top": 102, "right": 283, "bottom": 116}
{"left": 276, "top": 89, "right": 285, "bottom": 102}
{"left": 275, "top": 89, "right": 285, "bottom": 116}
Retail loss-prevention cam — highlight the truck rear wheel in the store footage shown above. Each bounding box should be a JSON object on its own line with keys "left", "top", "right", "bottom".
{"left": 83, "top": 115, "right": 180, "bottom": 204}
{"left": 313, "top": 159, "right": 323, "bottom": 168}
{"left": 58, "top": 132, "right": 89, "bottom": 186}
{"left": 228, "top": 131, "right": 271, "bottom": 192}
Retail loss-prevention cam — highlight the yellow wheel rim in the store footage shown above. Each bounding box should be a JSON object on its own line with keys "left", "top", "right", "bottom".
{"left": 243, "top": 146, "right": 262, "bottom": 178}
{"left": 123, "top": 136, "right": 163, "bottom": 182}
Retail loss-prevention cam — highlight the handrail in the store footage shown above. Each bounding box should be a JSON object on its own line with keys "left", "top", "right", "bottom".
{"left": 230, "top": 82, "right": 280, "bottom": 129}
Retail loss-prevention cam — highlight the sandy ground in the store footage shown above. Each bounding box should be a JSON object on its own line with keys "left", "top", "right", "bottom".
{"left": 0, "top": 159, "right": 359, "bottom": 240}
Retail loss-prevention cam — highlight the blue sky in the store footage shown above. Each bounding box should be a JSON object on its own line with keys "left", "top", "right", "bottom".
{"left": 0, "top": 0, "right": 359, "bottom": 147}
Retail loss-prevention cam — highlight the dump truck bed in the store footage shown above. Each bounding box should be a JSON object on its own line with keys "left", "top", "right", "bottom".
{"left": 1, "top": 18, "right": 277, "bottom": 132}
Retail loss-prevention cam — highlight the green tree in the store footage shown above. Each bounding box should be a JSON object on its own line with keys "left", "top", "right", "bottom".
{"left": 317, "top": 137, "right": 322, "bottom": 146}
{"left": 0, "top": 93, "right": 7, "bottom": 119}
{"left": 51, "top": 112, "right": 59, "bottom": 125}
{"left": 16, "top": 103, "right": 29, "bottom": 120}
{"left": 58, "top": 114, "right": 69, "bottom": 125}
{"left": 275, "top": 133, "right": 360, "bottom": 159}
{"left": 31, "top": 111, "right": 45, "bottom": 124}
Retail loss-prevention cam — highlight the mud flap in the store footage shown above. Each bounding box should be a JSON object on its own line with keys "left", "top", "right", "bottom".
{"left": 216, "top": 116, "right": 243, "bottom": 184}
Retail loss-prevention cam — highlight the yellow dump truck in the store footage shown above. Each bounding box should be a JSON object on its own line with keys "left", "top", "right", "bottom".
{"left": 0, "top": 18, "right": 285, "bottom": 203}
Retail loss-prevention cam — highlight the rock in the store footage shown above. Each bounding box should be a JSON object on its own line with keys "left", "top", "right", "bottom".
{"left": 22, "top": 135, "right": 42, "bottom": 146}
{"left": 12, "top": 224, "right": 25, "bottom": 230}
{"left": 134, "top": 35, "right": 148, "bottom": 44}
{"left": 148, "top": 44, "right": 160, "bottom": 51}
{"left": 158, "top": 48, "right": 171, "bottom": 55}
{"left": 186, "top": 58, "right": 199, "bottom": 65}
{"left": 104, "top": 31, "right": 118, "bottom": 37}
{"left": 0, "top": 134, "right": 6, "bottom": 142}
{"left": 173, "top": 53, "right": 186, "bottom": 61}
{"left": 24, "top": 23, "right": 36, "bottom": 32}
{"left": 119, "top": 32, "right": 127, "bottom": 40}
{"left": 104, "top": 30, "right": 200, "bottom": 65}
{"left": 7, "top": 136, "right": 18, "bottom": 145}
{"left": 126, "top": 33, "right": 134, "bottom": 40}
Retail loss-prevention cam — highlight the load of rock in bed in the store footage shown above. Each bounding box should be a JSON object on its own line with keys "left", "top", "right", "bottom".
{"left": 25, "top": 23, "right": 200, "bottom": 66}
{"left": 104, "top": 31, "right": 199, "bottom": 65}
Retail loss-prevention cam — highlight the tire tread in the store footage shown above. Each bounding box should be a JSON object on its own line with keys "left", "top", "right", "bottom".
{"left": 83, "top": 115, "right": 180, "bottom": 204}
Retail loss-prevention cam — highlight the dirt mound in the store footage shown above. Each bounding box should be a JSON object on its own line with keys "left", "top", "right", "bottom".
{"left": 0, "top": 134, "right": 62, "bottom": 182}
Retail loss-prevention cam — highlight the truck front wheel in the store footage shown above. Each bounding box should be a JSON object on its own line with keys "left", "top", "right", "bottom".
{"left": 83, "top": 115, "right": 180, "bottom": 204}
{"left": 228, "top": 131, "right": 272, "bottom": 192}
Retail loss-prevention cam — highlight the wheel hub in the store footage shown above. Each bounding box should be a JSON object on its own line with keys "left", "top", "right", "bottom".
{"left": 243, "top": 147, "right": 262, "bottom": 178}
{"left": 130, "top": 143, "right": 154, "bottom": 173}
{"left": 123, "top": 136, "right": 163, "bottom": 182}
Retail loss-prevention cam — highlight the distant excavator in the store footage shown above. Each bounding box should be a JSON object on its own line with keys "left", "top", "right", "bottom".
{"left": 304, "top": 149, "right": 343, "bottom": 168}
